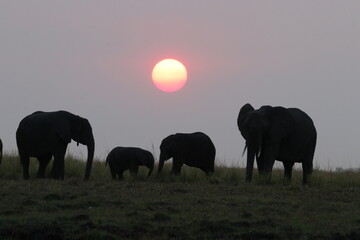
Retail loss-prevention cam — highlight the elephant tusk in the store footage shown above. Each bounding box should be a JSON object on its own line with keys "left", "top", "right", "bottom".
{"left": 256, "top": 145, "right": 262, "bottom": 159}
{"left": 242, "top": 145, "right": 247, "bottom": 157}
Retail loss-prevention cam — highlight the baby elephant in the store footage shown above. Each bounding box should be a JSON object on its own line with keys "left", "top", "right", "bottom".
{"left": 158, "top": 132, "right": 216, "bottom": 175}
{"left": 106, "top": 147, "right": 154, "bottom": 180}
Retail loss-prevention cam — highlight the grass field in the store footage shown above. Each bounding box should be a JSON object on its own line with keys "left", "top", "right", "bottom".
{"left": 0, "top": 154, "right": 360, "bottom": 240}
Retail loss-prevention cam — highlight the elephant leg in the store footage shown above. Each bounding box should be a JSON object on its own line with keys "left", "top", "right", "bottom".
{"left": 131, "top": 167, "right": 139, "bottom": 178}
{"left": 265, "top": 153, "right": 276, "bottom": 173}
{"left": 206, "top": 160, "right": 215, "bottom": 175}
{"left": 118, "top": 170, "right": 124, "bottom": 180}
{"left": 283, "top": 161, "right": 294, "bottom": 181}
{"left": 205, "top": 169, "right": 214, "bottom": 176}
{"left": 256, "top": 153, "right": 265, "bottom": 176}
{"left": 20, "top": 153, "right": 30, "bottom": 180}
{"left": 171, "top": 157, "right": 183, "bottom": 175}
{"left": 200, "top": 166, "right": 213, "bottom": 176}
{"left": 37, "top": 154, "right": 52, "bottom": 178}
{"left": 262, "top": 146, "right": 277, "bottom": 181}
{"left": 110, "top": 167, "right": 117, "bottom": 180}
{"left": 302, "top": 160, "right": 313, "bottom": 184}
{"left": 52, "top": 147, "right": 66, "bottom": 180}
{"left": 130, "top": 164, "right": 139, "bottom": 178}
{"left": 202, "top": 168, "right": 210, "bottom": 175}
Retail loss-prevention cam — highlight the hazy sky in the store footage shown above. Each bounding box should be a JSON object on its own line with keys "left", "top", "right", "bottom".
{"left": 1, "top": 1, "right": 359, "bottom": 169}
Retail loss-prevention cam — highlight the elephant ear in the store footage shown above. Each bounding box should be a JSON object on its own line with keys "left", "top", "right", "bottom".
{"left": 55, "top": 119, "right": 72, "bottom": 144}
{"left": 136, "top": 150, "right": 147, "bottom": 166}
{"left": 137, "top": 150, "right": 154, "bottom": 167}
{"left": 237, "top": 103, "right": 255, "bottom": 130}
{"left": 161, "top": 134, "right": 176, "bottom": 149}
{"left": 268, "top": 107, "right": 295, "bottom": 144}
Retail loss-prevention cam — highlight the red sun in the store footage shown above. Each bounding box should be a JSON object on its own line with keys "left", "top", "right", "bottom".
{"left": 152, "top": 59, "right": 187, "bottom": 92}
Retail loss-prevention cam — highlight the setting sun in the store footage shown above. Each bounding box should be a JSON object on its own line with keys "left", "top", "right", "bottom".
{"left": 152, "top": 59, "right": 187, "bottom": 92}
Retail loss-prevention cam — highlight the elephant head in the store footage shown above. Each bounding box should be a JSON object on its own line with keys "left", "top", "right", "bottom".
{"left": 0, "top": 138, "right": 3, "bottom": 164}
{"left": 136, "top": 150, "right": 154, "bottom": 177}
{"left": 237, "top": 104, "right": 294, "bottom": 182}
{"left": 71, "top": 116, "right": 95, "bottom": 180}
{"left": 158, "top": 134, "right": 176, "bottom": 173}
{"left": 57, "top": 112, "right": 95, "bottom": 180}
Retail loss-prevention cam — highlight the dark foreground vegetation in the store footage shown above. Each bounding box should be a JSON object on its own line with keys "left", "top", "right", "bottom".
{"left": 0, "top": 154, "right": 360, "bottom": 240}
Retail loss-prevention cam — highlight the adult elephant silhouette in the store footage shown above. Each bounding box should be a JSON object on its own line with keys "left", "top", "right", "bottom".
{"left": 106, "top": 147, "right": 154, "bottom": 180}
{"left": 16, "top": 111, "right": 95, "bottom": 180}
{"left": 237, "top": 104, "right": 317, "bottom": 184}
{"left": 158, "top": 132, "right": 216, "bottom": 175}
{"left": 0, "top": 138, "right": 3, "bottom": 164}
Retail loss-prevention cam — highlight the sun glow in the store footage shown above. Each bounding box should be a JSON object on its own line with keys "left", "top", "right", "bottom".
{"left": 152, "top": 59, "right": 187, "bottom": 92}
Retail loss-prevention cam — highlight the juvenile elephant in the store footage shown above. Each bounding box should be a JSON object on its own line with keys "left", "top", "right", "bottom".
{"left": 0, "top": 138, "right": 3, "bottom": 164}
{"left": 158, "top": 132, "right": 216, "bottom": 175}
{"left": 105, "top": 147, "right": 154, "bottom": 180}
{"left": 16, "top": 111, "right": 95, "bottom": 180}
{"left": 237, "top": 103, "right": 317, "bottom": 184}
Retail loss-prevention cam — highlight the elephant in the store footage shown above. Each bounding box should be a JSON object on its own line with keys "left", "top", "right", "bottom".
{"left": 16, "top": 111, "right": 95, "bottom": 180}
{"left": 105, "top": 147, "right": 154, "bottom": 180}
{"left": 158, "top": 132, "right": 216, "bottom": 175}
{"left": 0, "top": 138, "right": 2, "bottom": 164}
{"left": 237, "top": 103, "right": 317, "bottom": 184}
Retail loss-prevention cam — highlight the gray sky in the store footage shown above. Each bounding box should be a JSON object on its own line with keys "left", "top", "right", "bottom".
{"left": 1, "top": 1, "right": 359, "bottom": 169}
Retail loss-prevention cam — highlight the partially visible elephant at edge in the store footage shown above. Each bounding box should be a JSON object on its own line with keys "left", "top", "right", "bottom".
{"left": 105, "top": 147, "right": 154, "bottom": 180}
{"left": 16, "top": 111, "right": 95, "bottom": 180}
{"left": 158, "top": 132, "right": 216, "bottom": 175}
{"left": 237, "top": 103, "right": 317, "bottom": 184}
{"left": 0, "top": 138, "right": 3, "bottom": 164}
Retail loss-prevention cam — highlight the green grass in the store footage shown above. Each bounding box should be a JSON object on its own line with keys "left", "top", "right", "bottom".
{"left": 0, "top": 154, "right": 360, "bottom": 239}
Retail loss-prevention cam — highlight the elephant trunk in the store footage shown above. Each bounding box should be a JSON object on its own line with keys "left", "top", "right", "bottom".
{"left": 105, "top": 155, "right": 109, "bottom": 166}
{"left": 245, "top": 133, "right": 262, "bottom": 182}
{"left": 147, "top": 158, "right": 154, "bottom": 178}
{"left": 84, "top": 136, "right": 95, "bottom": 180}
{"left": 246, "top": 128, "right": 263, "bottom": 170}
{"left": 245, "top": 144, "right": 256, "bottom": 182}
{"left": 158, "top": 154, "right": 165, "bottom": 173}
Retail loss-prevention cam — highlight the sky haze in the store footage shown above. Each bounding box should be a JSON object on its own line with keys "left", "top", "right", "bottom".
{"left": 1, "top": 1, "right": 360, "bottom": 169}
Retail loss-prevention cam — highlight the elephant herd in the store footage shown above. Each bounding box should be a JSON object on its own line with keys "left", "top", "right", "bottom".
{"left": 0, "top": 104, "right": 317, "bottom": 184}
